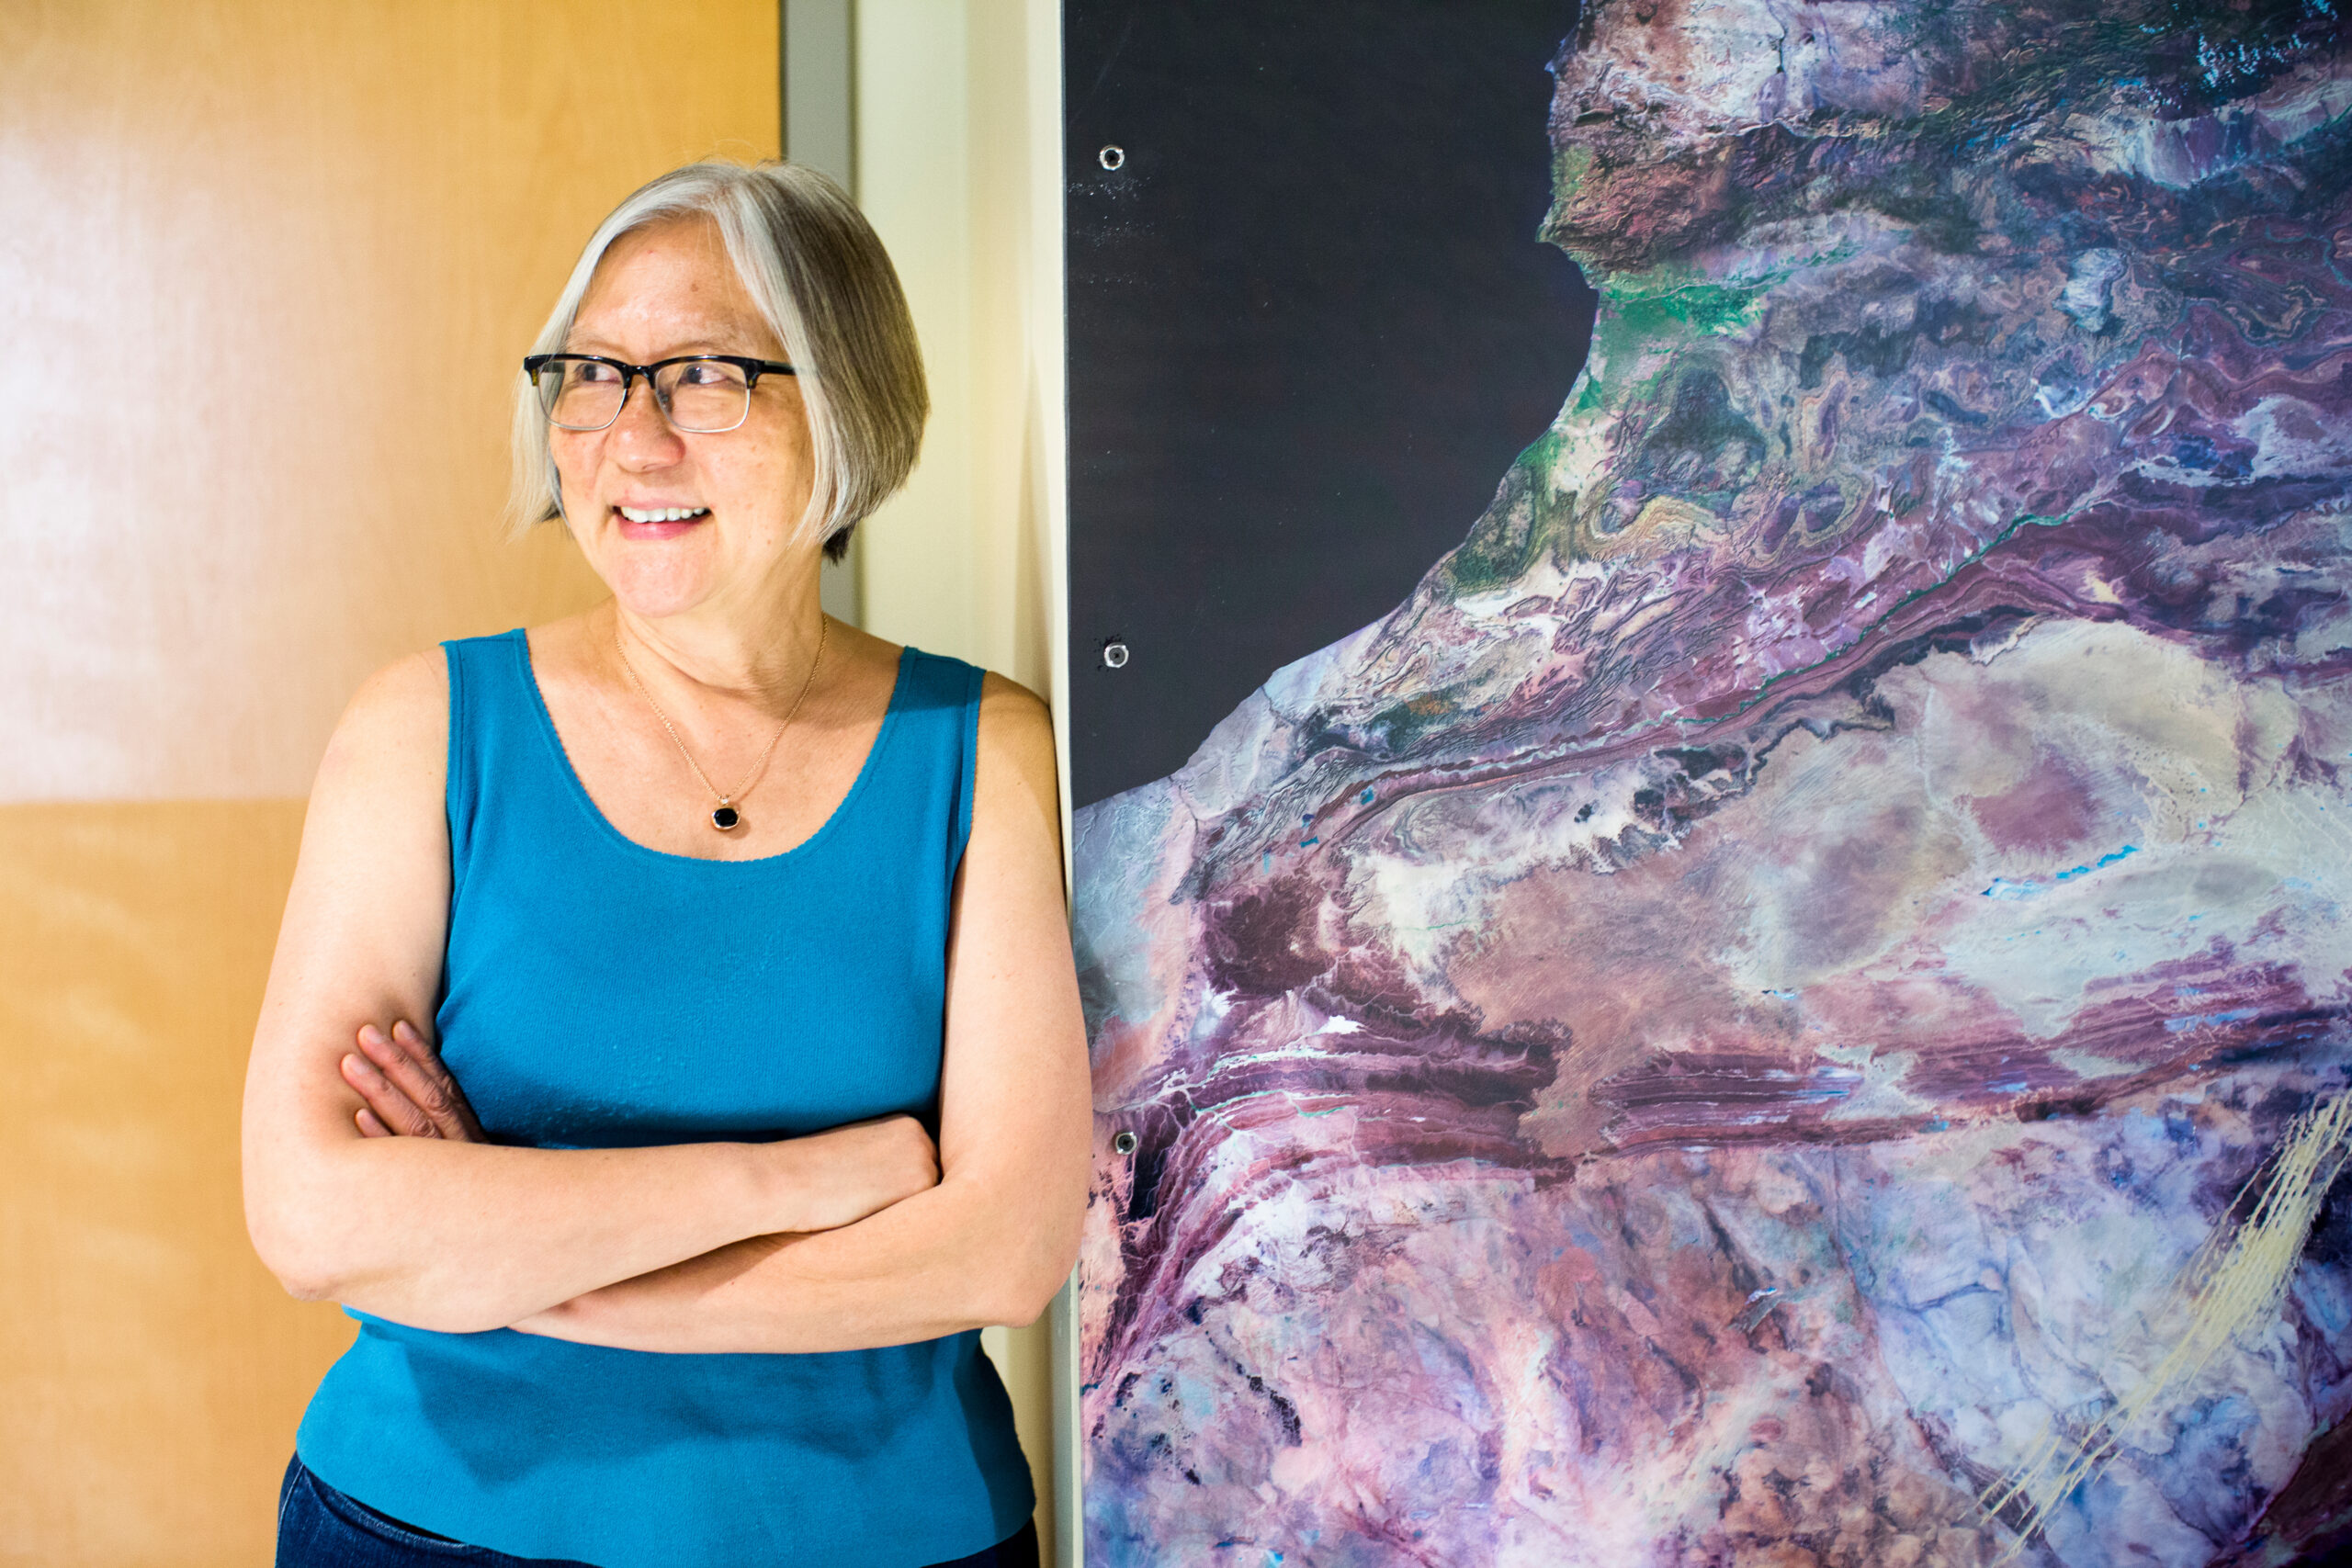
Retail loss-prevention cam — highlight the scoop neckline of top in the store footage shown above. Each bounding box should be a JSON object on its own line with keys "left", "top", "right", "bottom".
{"left": 508, "top": 627, "right": 912, "bottom": 869}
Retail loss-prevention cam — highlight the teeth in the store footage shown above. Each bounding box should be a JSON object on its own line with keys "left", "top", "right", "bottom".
{"left": 619, "top": 506, "right": 708, "bottom": 524}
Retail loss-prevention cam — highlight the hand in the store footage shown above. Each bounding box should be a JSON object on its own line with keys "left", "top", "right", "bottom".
{"left": 341, "top": 1020, "right": 487, "bottom": 1143}
{"left": 782, "top": 1113, "right": 939, "bottom": 1232}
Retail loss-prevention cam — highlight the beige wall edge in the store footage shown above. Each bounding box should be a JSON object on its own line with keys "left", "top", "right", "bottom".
{"left": 844, "top": 0, "right": 1075, "bottom": 1561}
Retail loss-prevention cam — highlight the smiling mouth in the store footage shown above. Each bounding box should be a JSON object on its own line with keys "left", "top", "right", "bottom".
{"left": 616, "top": 505, "right": 709, "bottom": 524}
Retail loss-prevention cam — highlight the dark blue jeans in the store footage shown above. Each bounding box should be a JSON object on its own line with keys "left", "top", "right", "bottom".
{"left": 277, "top": 1455, "right": 1042, "bottom": 1568}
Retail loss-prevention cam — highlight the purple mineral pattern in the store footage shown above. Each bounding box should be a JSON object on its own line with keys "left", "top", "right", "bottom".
{"left": 1075, "top": 4, "right": 2352, "bottom": 1564}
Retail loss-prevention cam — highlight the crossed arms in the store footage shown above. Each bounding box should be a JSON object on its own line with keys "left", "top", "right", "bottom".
{"left": 240, "top": 650, "right": 1091, "bottom": 1353}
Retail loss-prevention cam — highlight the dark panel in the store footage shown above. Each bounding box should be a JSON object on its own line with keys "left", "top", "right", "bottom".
{"left": 1064, "top": 0, "right": 1595, "bottom": 807}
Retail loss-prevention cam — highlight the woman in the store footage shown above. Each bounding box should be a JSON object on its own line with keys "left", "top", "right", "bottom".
{"left": 241, "top": 160, "right": 1090, "bottom": 1568}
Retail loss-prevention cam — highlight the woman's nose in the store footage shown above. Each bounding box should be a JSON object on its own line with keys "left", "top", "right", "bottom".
{"left": 608, "top": 376, "right": 685, "bottom": 461}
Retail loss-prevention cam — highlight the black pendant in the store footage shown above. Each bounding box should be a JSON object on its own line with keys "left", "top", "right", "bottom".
{"left": 711, "top": 805, "right": 741, "bottom": 831}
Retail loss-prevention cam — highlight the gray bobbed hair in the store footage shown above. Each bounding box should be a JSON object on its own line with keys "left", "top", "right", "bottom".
{"left": 507, "top": 159, "right": 926, "bottom": 562}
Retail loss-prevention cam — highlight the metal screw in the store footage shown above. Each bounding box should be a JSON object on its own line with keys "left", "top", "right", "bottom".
{"left": 1098, "top": 145, "right": 1125, "bottom": 171}
{"left": 1113, "top": 1130, "right": 1138, "bottom": 1155}
{"left": 1101, "top": 639, "right": 1130, "bottom": 670}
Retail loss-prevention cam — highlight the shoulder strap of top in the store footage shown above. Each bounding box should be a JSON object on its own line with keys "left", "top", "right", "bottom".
{"left": 882, "top": 649, "right": 986, "bottom": 881}
{"left": 439, "top": 629, "right": 532, "bottom": 889}
{"left": 948, "top": 656, "right": 983, "bottom": 869}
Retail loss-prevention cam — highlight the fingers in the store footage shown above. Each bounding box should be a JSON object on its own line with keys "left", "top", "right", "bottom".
{"left": 355, "top": 1021, "right": 486, "bottom": 1143}
{"left": 342, "top": 1048, "right": 439, "bottom": 1138}
{"left": 356, "top": 1106, "right": 393, "bottom": 1138}
{"left": 391, "top": 1020, "right": 488, "bottom": 1141}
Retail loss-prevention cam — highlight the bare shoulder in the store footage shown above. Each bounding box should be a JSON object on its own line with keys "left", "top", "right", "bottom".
{"left": 312, "top": 648, "right": 449, "bottom": 803}
{"left": 973, "top": 671, "right": 1048, "bottom": 728}
{"left": 336, "top": 647, "right": 447, "bottom": 739}
{"left": 975, "top": 672, "right": 1057, "bottom": 787}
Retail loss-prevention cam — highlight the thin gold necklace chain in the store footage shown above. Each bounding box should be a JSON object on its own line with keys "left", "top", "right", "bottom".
{"left": 612, "top": 615, "right": 828, "bottom": 810}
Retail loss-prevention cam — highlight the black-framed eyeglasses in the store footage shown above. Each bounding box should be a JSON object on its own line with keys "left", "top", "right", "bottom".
{"left": 522, "top": 353, "right": 797, "bottom": 434}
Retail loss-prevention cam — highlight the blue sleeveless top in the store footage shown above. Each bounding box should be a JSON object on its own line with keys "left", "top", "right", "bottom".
{"left": 295, "top": 630, "right": 1033, "bottom": 1568}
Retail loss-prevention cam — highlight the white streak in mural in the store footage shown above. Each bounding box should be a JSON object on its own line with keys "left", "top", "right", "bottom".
{"left": 1075, "top": 2, "right": 2352, "bottom": 1563}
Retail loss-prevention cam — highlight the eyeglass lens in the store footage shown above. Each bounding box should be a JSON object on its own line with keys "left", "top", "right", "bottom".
{"left": 533, "top": 358, "right": 753, "bottom": 434}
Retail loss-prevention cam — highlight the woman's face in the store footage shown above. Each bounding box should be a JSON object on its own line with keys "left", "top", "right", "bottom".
{"left": 551, "top": 215, "right": 817, "bottom": 622}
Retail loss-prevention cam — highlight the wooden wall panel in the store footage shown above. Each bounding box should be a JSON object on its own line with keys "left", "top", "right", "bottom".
{"left": 1, "top": 2, "right": 777, "bottom": 1561}
{"left": 0, "top": 803, "right": 331, "bottom": 1566}
{"left": 0, "top": 0, "right": 777, "bottom": 803}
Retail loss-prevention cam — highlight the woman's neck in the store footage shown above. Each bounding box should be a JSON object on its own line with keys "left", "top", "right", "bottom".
{"left": 608, "top": 581, "right": 828, "bottom": 713}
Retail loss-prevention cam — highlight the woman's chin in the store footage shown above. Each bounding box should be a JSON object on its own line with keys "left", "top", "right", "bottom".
{"left": 595, "top": 558, "right": 721, "bottom": 623}
{"left": 582, "top": 525, "right": 820, "bottom": 625}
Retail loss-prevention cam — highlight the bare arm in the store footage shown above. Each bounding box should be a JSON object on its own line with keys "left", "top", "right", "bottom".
{"left": 240, "top": 653, "right": 934, "bottom": 1334}
{"left": 504, "top": 674, "right": 1091, "bottom": 1351}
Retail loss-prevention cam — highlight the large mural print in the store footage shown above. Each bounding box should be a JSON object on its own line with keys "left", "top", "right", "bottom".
{"left": 1073, "top": 2, "right": 2352, "bottom": 1564}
